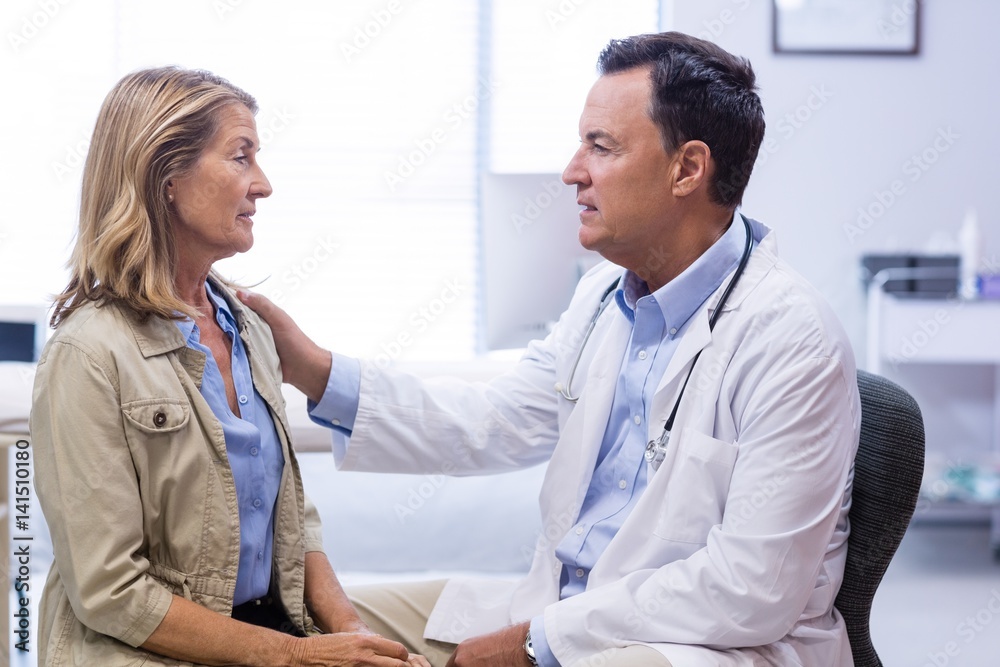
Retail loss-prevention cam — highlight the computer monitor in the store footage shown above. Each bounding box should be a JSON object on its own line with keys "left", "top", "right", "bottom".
{"left": 0, "top": 305, "right": 49, "bottom": 362}
{"left": 479, "top": 172, "right": 600, "bottom": 351}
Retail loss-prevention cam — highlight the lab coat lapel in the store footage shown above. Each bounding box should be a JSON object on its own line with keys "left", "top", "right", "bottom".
{"left": 649, "top": 309, "right": 711, "bottom": 428}
{"left": 560, "top": 311, "right": 631, "bottom": 513}
{"left": 647, "top": 218, "right": 776, "bottom": 426}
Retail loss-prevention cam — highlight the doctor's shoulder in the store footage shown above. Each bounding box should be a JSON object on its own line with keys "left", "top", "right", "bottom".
{"left": 736, "top": 259, "right": 854, "bottom": 361}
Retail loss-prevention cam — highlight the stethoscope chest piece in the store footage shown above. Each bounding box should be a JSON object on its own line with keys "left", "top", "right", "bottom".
{"left": 644, "top": 430, "right": 670, "bottom": 471}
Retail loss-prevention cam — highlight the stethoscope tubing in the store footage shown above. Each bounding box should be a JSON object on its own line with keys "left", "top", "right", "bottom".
{"left": 557, "top": 278, "right": 620, "bottom": 402}
{"left": 556, "top": 215, "right": 755, "bottom": 468}
{"left": 646, "top": 214, "right": 755, "bottom": 467}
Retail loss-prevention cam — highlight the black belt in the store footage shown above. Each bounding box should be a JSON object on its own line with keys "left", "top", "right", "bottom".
{"left": 232, "top": 594, "right": 305, "bottom": 637}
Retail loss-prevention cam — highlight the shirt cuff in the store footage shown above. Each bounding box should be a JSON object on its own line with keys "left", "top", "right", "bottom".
{"left": 307, "top": 352, "right": 361, "bottom": 434}
{"left": 530, "top": 615, "right": 560, "bottom": 667}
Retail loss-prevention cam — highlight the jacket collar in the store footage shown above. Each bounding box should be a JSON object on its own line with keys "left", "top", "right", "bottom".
{"left": 123, "top": 274, "right": 248, "bottom": 359}
{"left": 120, "top": 276, "right": 287, "bottom": 433}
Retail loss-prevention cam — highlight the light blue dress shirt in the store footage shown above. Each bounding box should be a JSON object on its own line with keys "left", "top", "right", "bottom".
{"left": 309, "top": 215, "right": 748, "bottom": 666}
{"left": 176, "top": 282, "right": 285, "bottom": 606}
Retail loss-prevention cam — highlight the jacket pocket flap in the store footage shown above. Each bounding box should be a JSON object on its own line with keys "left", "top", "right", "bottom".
{"left": 122, "top": 399, "right": 190, "bottom": 434}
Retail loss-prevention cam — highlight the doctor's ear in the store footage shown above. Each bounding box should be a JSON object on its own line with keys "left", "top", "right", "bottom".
{"left": 670, "top": 141, "right": 712, "bottom": 198}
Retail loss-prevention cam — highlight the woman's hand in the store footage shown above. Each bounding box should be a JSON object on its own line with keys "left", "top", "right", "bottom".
{"left": 290, "top": 632, "right": 423, "bottom": 667}
{"left": 297, "top": 553, "right": 435, "bottom": 664}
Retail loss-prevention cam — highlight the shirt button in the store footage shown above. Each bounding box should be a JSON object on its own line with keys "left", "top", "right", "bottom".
{"left": 576, "top": 568, "right": 585, "bottom": 578}
{"left": 618, "top": 479, "right": 627, "bottom": 490}
{"left": 332, "top": 419, "right": 342, "bottom": 426}
{"left": 638, "top": 350, "right": 647, "bottom": 360}
{"left": 153, "top": 411, "right": 167, "bottom": 427}
{"left": 239, "top": 395, "right": 249, "bottom": 405}
{"left": 669, "top": 327, "right": 678, "bottom": 335}
{"left": 253, "top": 498, "right": 262, "bottom": 508}
{"left": 575, "top": 526, "right": 584, "bottom": 535}
{"left": 250, "top": 447, "right": 259, "bottom": 456}
{"left": 633, "top": 415, "right": 641, "bottom": 425}
{"left": 257, "top": 551, "right": 264, "bottom": 560}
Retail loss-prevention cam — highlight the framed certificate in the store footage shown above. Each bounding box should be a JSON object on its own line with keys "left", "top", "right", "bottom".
{"left": 773, "top": 0, "right": 921, "bottom": 55}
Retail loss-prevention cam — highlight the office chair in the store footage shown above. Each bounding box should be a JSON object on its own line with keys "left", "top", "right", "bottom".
{"left": 834, "top": 370, "right": 925, "bottom": 667}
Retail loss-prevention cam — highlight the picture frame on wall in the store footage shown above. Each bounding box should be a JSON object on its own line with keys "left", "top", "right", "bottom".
{"left": 773, "top": 0, "right": 921, "bottom": 56}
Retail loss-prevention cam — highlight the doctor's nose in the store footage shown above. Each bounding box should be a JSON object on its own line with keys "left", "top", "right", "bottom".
{"left": 562, "top": 147, "right": 589, "bottom": 187}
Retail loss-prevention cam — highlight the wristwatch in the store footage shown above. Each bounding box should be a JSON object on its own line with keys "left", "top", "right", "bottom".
{"left": 524, "top": 629, "right": 539, "bottom": 666}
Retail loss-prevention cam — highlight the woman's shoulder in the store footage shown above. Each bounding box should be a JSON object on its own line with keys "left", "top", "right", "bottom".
{"left": 41, "top": 301, "right": 155, "bottom": 367}
{"left": 47, "top": 301, "right": 125, "bottom": 345}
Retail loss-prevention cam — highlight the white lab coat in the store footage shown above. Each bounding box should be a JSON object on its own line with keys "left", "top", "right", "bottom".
{"left": 336, "top": 219, "right": 860, "bottom": 666}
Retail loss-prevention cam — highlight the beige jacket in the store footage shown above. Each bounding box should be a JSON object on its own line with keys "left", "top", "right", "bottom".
{"left": 31, "top": 278, "right": 324, "bottom": 666}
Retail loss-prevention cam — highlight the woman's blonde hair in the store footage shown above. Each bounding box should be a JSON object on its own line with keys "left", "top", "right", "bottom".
{"left": 51, "top": 66, "right": 257, "bottom": 327}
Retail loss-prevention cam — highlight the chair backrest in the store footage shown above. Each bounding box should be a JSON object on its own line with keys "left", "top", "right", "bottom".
{"left": 834, "top": 370, "right": 925, "bottom": 667}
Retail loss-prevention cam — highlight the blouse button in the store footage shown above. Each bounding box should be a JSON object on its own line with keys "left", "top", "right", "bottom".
{"left": 153, "top": 411, "right": 167, "bottom": 427}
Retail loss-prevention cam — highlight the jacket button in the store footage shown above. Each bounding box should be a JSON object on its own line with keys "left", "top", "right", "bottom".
{"left": 153, "top": 411, "right": 167, "bottom": 427}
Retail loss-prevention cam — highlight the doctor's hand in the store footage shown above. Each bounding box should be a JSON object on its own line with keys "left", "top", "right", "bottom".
{"left": 237, "top": 290, "right": 332, "bottom": 403}
{"left": 444, "top": 622, "right": 533, "bottom": 667}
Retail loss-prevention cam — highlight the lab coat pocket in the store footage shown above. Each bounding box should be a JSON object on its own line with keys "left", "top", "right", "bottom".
{"left": 652, "top": 428, "right": 738, "bottom": 544}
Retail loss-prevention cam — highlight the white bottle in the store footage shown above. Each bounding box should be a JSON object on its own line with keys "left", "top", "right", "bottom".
{"left": 958, "top": 208, "right": 981, "bottom": 299}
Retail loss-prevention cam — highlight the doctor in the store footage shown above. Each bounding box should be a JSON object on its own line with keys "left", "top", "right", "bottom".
{"left": 241, "top": 32, "right": 860, "bottom": 667}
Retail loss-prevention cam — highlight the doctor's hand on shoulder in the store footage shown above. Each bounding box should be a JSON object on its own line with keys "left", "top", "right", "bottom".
{"left": 444, "top": 622, "right": 534, "bottom": 667}
{"left": 238, "top": 290, "right": 332, "bottom": 403}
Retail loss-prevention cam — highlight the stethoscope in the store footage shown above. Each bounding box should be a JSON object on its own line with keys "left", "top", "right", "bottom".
{"left": 556, "top": 215, "right": 755, "bottom": 471}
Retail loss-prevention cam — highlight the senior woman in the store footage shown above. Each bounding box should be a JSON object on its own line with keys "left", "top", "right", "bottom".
{"left": 31, "top": 67, "right": 428, "bottom": 667}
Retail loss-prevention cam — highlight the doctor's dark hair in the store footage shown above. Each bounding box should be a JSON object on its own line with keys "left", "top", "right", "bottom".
{"left": 597, "top": 32, "right": 765, "bottom": 208}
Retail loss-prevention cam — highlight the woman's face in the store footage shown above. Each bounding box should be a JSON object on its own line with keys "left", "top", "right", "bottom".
{"left": 167, "top": 103, "right": 272, "bottom": 267}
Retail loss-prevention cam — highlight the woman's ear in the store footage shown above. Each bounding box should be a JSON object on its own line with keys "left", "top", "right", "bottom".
{"left": 671, "top": 140, "right": 712, "bottom": 198}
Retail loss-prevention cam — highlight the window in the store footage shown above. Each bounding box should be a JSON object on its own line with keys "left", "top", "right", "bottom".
{"left": 490, "top": 0, "right": 661, "bottom": 173}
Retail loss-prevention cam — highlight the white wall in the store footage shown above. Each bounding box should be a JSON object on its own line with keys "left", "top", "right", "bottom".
{"left": 671, "top": 0, "right": 1000, "bottom": 474}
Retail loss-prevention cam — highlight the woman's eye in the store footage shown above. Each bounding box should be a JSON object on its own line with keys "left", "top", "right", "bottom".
{"left": 235, "top": 155, "right": 249, "bottom": 163}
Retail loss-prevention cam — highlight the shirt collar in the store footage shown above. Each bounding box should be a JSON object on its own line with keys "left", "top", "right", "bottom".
{"left": 615, "top": 210, "right": 747, "bottom": 334}
{"left": 175, "top": 280, "right": 239, "bottom": 345}
{"left": 205, "top": 280, "right": 239, "bottom": 331}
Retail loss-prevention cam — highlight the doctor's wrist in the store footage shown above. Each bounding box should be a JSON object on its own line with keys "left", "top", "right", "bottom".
{"left": 524, "top": 629, "right": 539, "bottom": 666}
{"left": 293, "top": 347, "right": 332, "bottom": 405}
